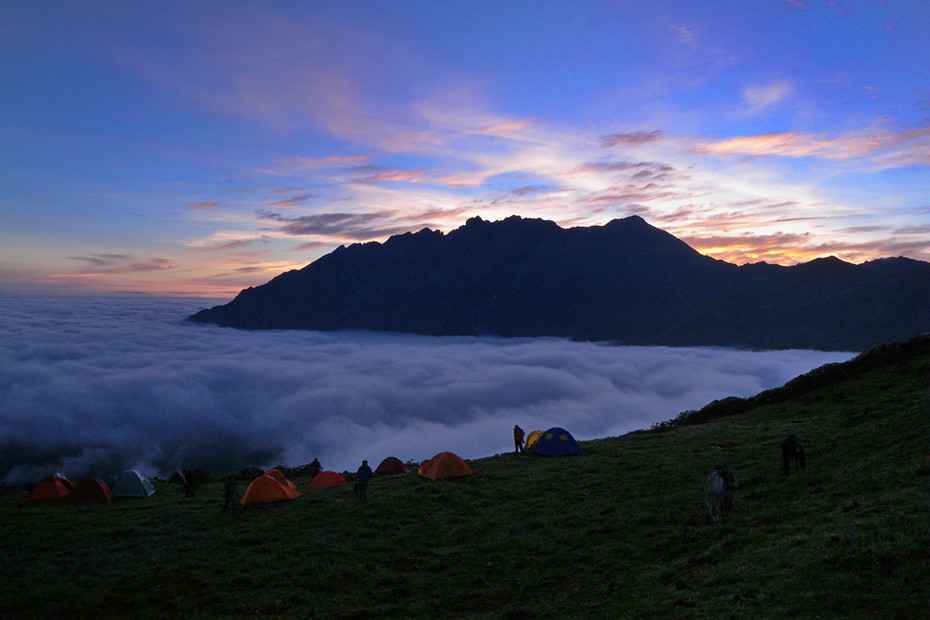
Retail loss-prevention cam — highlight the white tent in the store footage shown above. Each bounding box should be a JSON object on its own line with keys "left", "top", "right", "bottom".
{"left": 112, "top": 469, "right": 156, "bottom": 498}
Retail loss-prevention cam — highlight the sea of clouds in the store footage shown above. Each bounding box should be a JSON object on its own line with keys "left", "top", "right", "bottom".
{"left": 0, "top": 293, "right": 853, "bottom": 484}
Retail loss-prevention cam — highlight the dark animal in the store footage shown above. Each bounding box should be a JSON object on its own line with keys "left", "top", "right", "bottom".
{"left": 781, "top": 434, "right": 806, "bottom": 475}
{"left": 704, "top": 465, "right": 737, "bottom": 523}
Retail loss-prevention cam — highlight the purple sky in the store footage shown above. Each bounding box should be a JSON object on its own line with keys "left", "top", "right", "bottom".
{"left": 2, "top": 1, "right": 929, "bottom": 296}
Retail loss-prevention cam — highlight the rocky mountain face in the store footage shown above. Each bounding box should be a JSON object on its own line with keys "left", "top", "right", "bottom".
{"left": 191, "top": 215, "right": 930, "bottom": 351}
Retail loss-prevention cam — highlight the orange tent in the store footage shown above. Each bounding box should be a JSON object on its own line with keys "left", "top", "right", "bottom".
{"left": 417, "top": 452, "right": 474, "bottom": 480}
{"left": 309, "top": 471, "right": 347, "bottom": 490}
{"left": 26, "top": 477, "right": 72, "bottom": 502}
{"left": 68, "top": 479, "right": 112, "bottom": 505}
{"left": 50, "top": 473, "right": 74, "bottom": 490}
{"left": 375, "top": 457, "right": 407, "bottom": 476}
{"left": 241, "top": 474, "right": 301, "bottom": 506}
{"left": 265, "top": 468, "right": 299, "bottom": 493}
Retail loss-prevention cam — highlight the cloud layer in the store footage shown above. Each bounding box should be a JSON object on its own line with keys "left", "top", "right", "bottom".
{"left": 0, "top": 295, "right": 852, "bottom": 484}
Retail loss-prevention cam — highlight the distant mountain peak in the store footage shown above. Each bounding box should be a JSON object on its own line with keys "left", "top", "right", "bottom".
{"left": 605, "top": 214, "right": 649, "bottom": 226}
{"left": 807, "top": 255, "right": 849, "bottom": 265}
{"left": 191, "top": 213, "right": 930, "bottom": 351}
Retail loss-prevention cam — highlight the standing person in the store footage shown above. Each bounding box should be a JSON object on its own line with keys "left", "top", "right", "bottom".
{"left": 354, "top": 460, "right": 373, "bottom": 503}
{"left": 513, "top": 425, "right": 525, "bottom": 454}
{"left": 222, "top": 479, "right": 240, "bottom": 511}
{"left": 309, "top": 458, "right": 321, "bottom": 479}
{"left": 182, "top": 469, "right": 195, "bottom": 497}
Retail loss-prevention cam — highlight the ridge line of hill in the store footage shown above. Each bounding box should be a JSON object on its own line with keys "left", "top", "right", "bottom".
{"left": 190, "top": 214, "right": 930, "bottom": 351}
{"left": 649, "top": 334, "right": 930, "bottom": 431}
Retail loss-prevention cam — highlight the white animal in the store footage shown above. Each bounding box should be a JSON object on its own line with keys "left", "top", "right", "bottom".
{"left": 704, "top": 466, "right": 736, "bottom": 523}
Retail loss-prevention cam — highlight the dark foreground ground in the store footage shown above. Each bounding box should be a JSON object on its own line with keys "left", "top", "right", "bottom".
{"left": 2, "top": 341, "right": 928, "bottom": 618}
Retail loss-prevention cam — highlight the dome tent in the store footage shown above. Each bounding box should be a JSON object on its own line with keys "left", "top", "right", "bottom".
{"left": 50, "top": 473, "right": 73, "bottom": 490}
{"left": 241, "top": 474, "right": 301, "bottom": 506}
{"left": 265, "top": 468, "right": 299, "bottom": 493}
{"left": 26, "top": 476, "right": 72, "bottom": 502}
{"left": 309, "top": 471, "right": 347, "bottom": 490}
{"left": 112, "top": 470, "right": 156, "bottom": 498}
{"left": 417, "top": 452, "right": 474, "bottom": 480}
{"left": 375, "top": 457, "right": 407, "bottom": 476}
{"left": 69, "top": 479, "right": 112, "bottom": 505}
{"left": 525, "top": 430, "right": 544, "bottom": 451}
{"left": 530, "top": 427, "right": 582, "bottom": 457}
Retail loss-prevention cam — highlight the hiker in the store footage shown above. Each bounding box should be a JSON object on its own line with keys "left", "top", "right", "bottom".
{"left": 182, "top": 469, "right": 196, "bottom": 497}
{"left": 513, "top": 425, "right": 525, "bottom": 454}
{"left": 309, "top": 458, "right": 321, "bottom": 479}
{"left": 704, "top": 464, "right": 737, "bottom": 523}
{"left": 354, "top": 460, "right": 373, "bottom": 503}
{"left": 222, "top": 479, "right": 240, "bottom": 510}
{"left": 782, "top": 434, "right": 806, "bottom": 475}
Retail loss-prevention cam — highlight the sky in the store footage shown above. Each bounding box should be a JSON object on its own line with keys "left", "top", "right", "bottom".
{"left": 0, "top": 294, "right": 851, "bottom": 483}
{"left": 2, "top": 1, "right": 929, "bottom": 297}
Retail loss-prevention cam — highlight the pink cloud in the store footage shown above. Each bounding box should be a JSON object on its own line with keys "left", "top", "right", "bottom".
{"left": 435, "top": 171, "right": 491, "bottom": 187}
{"left": 511, "top": 185, "right": 559, "bottom": 196}
{"left": 267, "top": 193, "right": 314, "bottom": 208}
{"left": 698, "top": 126, "right": 930, "bottom": 167}
{"left": 476, "top": 119, "right": 531, "bottom": 136}
{"left": 576, "top": 161, "right": 675, "bottom": 174}
{"left": 196, "top": 239, "right": 256, "bottom": 251}
{"left": 601, "top": 130, "right": 663, "bottom": 147}
{"left": 698, "top": 131, "right": 879, "bottom": 159}
{"left": 293, "top": 240, "right": 332, "bottom": 252}
{"left": 586, "top": 190, "right": 681, "bottom": 203}
{"left": 53, "top": 255, "right": 178, "bottom": 279}
{"left": 352, "top": 167, "right": 425, "bottom": 184}
{"left": 682, "top": 230, "right": 930, "bottom": 265}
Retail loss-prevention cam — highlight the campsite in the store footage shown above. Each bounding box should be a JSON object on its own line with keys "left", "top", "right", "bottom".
{"left": 2, "top": 339, "right": 928, "bottom": 618}
{"left": 5, "top": 2, "right": 930, "bottom": 617}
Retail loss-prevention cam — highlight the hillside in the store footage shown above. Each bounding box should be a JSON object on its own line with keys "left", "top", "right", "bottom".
{"left": 190, "top": 215, "right": 930, "bottom": 351}
{"left": 2, "top": 338, "right": 928, "bottom": 618}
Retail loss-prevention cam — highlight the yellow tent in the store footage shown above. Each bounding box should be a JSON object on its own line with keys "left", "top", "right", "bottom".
{"left": 525, "top": 430, "right": 543, "bottom": 450}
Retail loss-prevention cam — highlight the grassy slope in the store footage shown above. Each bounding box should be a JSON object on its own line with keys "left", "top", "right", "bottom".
{"left": 1, "top": 346, "right": 928, "bottom": 619}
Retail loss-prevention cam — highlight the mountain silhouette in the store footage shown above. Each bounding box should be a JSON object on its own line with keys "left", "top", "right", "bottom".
{"left": 190, "top": 215, "right": 930, "bottom": 350}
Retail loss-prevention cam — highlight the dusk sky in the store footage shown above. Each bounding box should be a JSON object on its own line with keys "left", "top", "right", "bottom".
{"left": 3, "top": 1, "right": 929, "bottom": 296}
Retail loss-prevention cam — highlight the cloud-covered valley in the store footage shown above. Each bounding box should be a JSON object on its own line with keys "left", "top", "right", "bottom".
{"left": 0, "top": 294, "right": 852, "bottom": 484}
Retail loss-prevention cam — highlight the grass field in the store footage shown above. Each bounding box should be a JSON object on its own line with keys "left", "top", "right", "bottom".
{"left": 2, "top": 341, "right": 929, "bottom": 618}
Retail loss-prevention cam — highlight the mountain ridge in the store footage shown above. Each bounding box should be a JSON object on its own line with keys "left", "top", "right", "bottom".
{"left": 191, "top": 215, "right": 930, "bottom": 351}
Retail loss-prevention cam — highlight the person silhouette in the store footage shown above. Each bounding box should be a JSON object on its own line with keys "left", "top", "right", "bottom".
{"left": 354, "top": 460, "right": 373, "bottom": 503}
{"left": 222, "top": 479, "right": 240, "bottom": 510}
{"left": 182, "top": 469, "right": 195, "bottom": 497}
{"left": 513, "top": 425, "right": 525, "bottom": 454}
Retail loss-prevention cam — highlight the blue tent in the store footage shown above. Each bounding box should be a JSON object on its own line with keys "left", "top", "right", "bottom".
{"left": 531, "top": 427, "right": 581, "bottom": 456}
